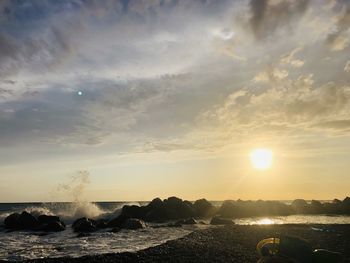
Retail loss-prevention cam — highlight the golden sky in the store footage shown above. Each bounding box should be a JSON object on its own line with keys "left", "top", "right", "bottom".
{"left": 0, "top": 0, "right": 349, "bottom": 202}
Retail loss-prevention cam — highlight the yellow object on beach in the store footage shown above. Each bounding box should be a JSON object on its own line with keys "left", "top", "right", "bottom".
{"left": 257, "top": 238, "right": 280, "bottom": 257}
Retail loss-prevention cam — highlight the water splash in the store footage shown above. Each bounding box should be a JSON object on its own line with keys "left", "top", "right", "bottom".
{"left": 55, "top": 171, "right": 105, "bottom": 221}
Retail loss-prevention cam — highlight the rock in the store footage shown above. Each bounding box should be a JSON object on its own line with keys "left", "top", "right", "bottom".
{"left": 218, "top": 201, "right": 238, "bottom": 218}
{"left": 291, "top": 199, "right": 309, "bottom": 214}
{"left": 166, "top": 221, "right": 183, "bottom": 228}
{"left": 210, "top": 216, "right": 235, "bottom": 225}
{"left": 40, "top": 221, "right": 66, "bottom": 232}
{"left": 17, "top": 211, "right": 39, "bottom": 229}
{"left": 4, "top": 213, "right": 20, "bottom": 229}
{"left": 343, "top": 197, "right": 350, "bottom": 206}
{"left": 145, "top": 207, "right": 168, "bottom": 223}
{"left": 121, "top": 218, "right": 146, "bottom": 230}
{"left": 76, "top": 232, "right": 91, "bottom": 238}
{"left": 122, "top": 205, "right": 147, "bottom": 219}
{"left": 107, "top": 213, "right": 130, "bottom": 228}
{"left": 38, "top": 215, "right": 62, "bottom": 225}
{"left": 72, "top": 217, "right": 96, "bottom": 232}
{"left": 95, "top": 219, "right": 108, "bottom": 229}
{"left": 110, "top": 227, "right": 121, "bottom": 233}
{"left": 163, "top": 197, "right": 195, "bottom": 220}
{"left": 193, "top": 199, "right": 215, "bottom": 217}
{"left": 176, "top": 218, "right": 197, "bottom": 225}
{"left": 310, "top": 200, "right": 324, "bottom": 214}
{"left": 147, "top": 198, "right": 163, "bottom": 210}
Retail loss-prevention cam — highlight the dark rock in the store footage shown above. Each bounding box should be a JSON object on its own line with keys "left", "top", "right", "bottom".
{"left": 163, "top": 196, "right": 195, "bottom": 220}
{"left": 146, "top": 198, "right": 163, "bottom": 210}
{"left": 166, "top": 221, "right": 183, "bottom": 228}
{"left": 107, "top": 213, "right": 130, "bottom": 228}
{"left": 95, "top": 219, "right": 108, "bottom": 229}
{"left": 210, "top": 216, "right": 235, "bottom": 225}
{"left": 76, "top": 232, "right": 91, "bottom": 238}
{"left": 218, "top": 201, "right": 238, "bottom": 218}
{"left": 18, "top": 211, "right": 39, "bottom": 229}
{"left": 4, "top": 213, "right": 20, "bottom": 229}
{"left": 110, "top": 227, "right": 121, "bottom": 233}
{"left": 310, "top": 200, "right": 324, "bottom": 214}
{"left": 122, "top": 205, "right": 147, "bottom": 219}
{"left": 291, "top": 199, "right": 309, "bottom": 214}
{"left": 40, "top": 221, "right": 66, "bottom": 232}
{"left": 121, "top": 218, "right": 146, "bottom": 230}
{"left": 343, "top": 197, "right": 350, "bottom": 206}
{"left": 193, "top": 199, "right": 215, "bottom": 217}
{"left": 176, "top": 218, "right": 197, "bottom": 225}
{"left": 72, "top": 217, "right": 96, "bottom": 233}
{"left": 38, "top": 215, "right": 61, "bottom": 225}
{"left": 145, "top": 207, "right": 168, "bottom": 223}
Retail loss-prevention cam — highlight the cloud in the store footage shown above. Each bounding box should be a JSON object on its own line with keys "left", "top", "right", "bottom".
{"left": 249, "top": 0, "right": 310, "bottom": 40}
{"left": 199, "top": 72, "right": 350, "bottom": 144}
{"left": 280, "top": 47, "right": 305, "bottom": 68}
{"left": 312, "top": 119, "right": 350, "bottom": 131}
{"left": 344, "top": 60, "right": 350, "bottom": 72}
{"left": 326, "top": 4, "right": 350, "bottom": 51}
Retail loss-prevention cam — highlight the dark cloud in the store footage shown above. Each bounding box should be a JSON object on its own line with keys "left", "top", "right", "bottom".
{"left": 312, "top": 119, "right": 350, "bottom": 131}
{"left": 326, "top": 4, "right": 350, "bottom": 51}
{"left": 249, "top": 0, "right": 310, "bottom": 40}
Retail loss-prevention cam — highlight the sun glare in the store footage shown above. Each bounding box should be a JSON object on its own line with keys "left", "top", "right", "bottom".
{"left": 250, "top": 148, "right": 273, "bottom": 170}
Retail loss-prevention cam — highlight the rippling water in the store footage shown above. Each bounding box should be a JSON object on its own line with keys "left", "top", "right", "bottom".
{"left": 1, "top": 202, "right": 350, "bottom": 261}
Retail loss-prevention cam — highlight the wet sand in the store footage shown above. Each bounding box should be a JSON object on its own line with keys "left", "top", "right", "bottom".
{"left": 7, "top": 224, "right": 350, "bottom": 263}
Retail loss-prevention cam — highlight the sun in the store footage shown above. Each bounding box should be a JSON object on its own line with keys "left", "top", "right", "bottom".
{"left": 250, "top": 148, "right": 273, "bottom": 170}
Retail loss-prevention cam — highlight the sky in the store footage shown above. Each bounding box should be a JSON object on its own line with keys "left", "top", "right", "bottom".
{"left": 0, "top": 0, "right": 349, "bottom": 202}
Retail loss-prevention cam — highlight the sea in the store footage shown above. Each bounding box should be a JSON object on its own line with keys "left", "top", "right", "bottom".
{"left": 1, "top": 201, "right": 350, "bottom": 261}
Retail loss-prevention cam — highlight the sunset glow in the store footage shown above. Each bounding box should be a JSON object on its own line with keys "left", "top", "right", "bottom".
{"left": 250, "top": 149, "right": 273, "bottom": 170}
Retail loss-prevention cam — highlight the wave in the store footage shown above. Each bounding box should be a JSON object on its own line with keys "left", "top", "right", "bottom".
{"left": 0, "top": 201, "right": 143, "bottom": 224}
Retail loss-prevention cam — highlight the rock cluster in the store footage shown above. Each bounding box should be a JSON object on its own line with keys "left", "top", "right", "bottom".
{"left": 4, "top": 211, "right": 65, "bottom": 232}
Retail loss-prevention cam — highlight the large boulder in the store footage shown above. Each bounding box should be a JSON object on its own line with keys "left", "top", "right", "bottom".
{"left": 310, "top": 200, "right": 324, "bottom": 214}
{"left": 343, "top": 197, "right": 350, "bottom": 214}
{"left": 107, "top": 213, "right": 130, "bottom": 228}
{"left": 4, "top": 213, "right": 20, "bottom": 229}
{"left": 163, "top": 197, "right": 195, "bottom": 219}
{"left": 218, "top": 201, "right": 239, "bottom": 218}
{"left": 144, "top": 207, "right": 168, "bottom": 223}
{"left": 175, "top": 218, "right": 197, "bottom": 225}
{"left": 95, "top": 219, "right": 108, "bottom": 229}
{"left": 121, "top": 218, "right": 146, "bottom": 230}
{"left": 291, "top": 199, "right": 309, "bottom": 214}
{"left": 72, "top": 217, "right": 96, "bottom": 233}
{"left": 121, "top": 205, "right": 147, "bottom": 220}
{"left": 343, "top": 197, "right": 350, "bottom": 206}
{"left": 146, "top": 198, "right": 163, "bottom": 210}
{"left": 37, "top": 214, "right": 66, "bottom": 232}
{"left": 193, "top": 199, "right": 215, "bottom": 217}
{"left": 210, "top": 216, "right": 235, "bottom": 225}
{"left": 17, "top": 211, "right": 39, "bottom": 229}
{"left": 38, "top": 215, "right": 62, "bottom": 225}
{"left": 40, "top": 221, "right": 66, "bottom": 232}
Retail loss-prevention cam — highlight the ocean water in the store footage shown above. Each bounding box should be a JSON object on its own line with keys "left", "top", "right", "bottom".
{"left": 1, "top": 202, "right": 350, "bottom": 261}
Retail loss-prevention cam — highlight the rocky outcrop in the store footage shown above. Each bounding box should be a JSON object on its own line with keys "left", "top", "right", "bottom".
{"left": 72, "top": 217, "right": 97, "bottom": 233}
{"left": 193, "top": 199, "right": 216, "bottom": 217}
{"left": 4, "top": 211, "right": 65, "bottom": 232}
{"left": 121, "top": 218, "right": 146, "bottom": 230}
{"left": 210, "top": 216, "right": 235, "bottom": 225}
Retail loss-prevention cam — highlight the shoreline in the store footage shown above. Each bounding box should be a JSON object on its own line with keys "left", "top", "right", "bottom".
{"left": 7, "top": 224, "right": 350, "bottom": 263}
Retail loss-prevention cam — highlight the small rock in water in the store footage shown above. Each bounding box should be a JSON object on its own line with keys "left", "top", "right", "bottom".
{"left": 121, "top": 218, "right": 146, "bottom": 230}
{"left": 110, "top": 227, "right": 121, "bottom": 233}
{"left": 72, "top": 217, "right": 96, "bottom": 233}
{"left": 210, "top": 216, "right": 235, "bottom": 225}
